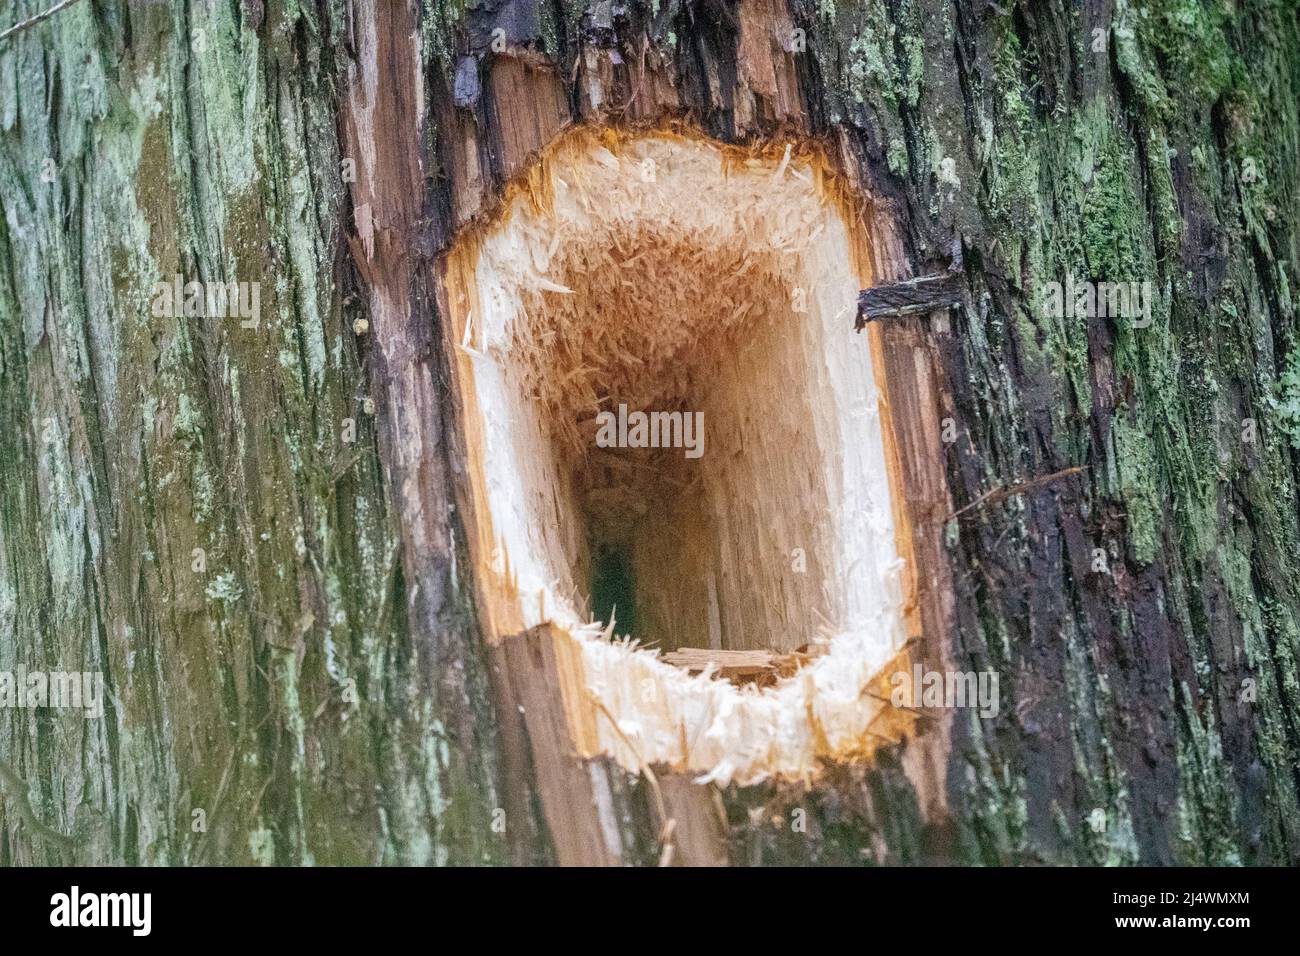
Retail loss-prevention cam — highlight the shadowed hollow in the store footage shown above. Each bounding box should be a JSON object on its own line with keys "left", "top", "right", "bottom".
{"left": 444, "top": 130, "right": 912, "bottom": 784}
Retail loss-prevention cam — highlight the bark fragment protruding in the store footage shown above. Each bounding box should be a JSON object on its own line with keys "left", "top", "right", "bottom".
{"left": 855, "top": 272, "right": 967, "bottom": 330}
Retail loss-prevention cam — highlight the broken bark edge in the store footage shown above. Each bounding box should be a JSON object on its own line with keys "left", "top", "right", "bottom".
{"left": 856, "top": 272, "right": 967, "bottom": 331}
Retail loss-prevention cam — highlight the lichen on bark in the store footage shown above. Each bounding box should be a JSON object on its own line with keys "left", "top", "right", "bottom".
{"left": 2, "top": 0, "right": 1298, "bottom": 866}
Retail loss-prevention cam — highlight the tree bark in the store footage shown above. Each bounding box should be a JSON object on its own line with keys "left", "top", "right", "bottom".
{"left": 1, "top": 0, "right": 1298, "bottom": 866}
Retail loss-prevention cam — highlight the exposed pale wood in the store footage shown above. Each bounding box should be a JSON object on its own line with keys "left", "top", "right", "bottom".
{"left": 657, "top": 774, "right": 729, "bottom": 867}
{"left": 495, "top": 625, "right": 624, "bottom": 866}
{"left": 494, "top": 623, "right": 738, "bottom": 866}
{"left": 867, "top": 311, "right": 959, "bottom": 818}
{"left": 660, "top": 646, "right": 810, "bottom": 685}
{"left": 439, "top": 131, "right": 926, "bottom": 801}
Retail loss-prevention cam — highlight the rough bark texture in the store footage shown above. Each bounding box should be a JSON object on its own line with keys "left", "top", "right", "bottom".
{"left": 2, "top": 0, "right": 1298, "bottom": 865}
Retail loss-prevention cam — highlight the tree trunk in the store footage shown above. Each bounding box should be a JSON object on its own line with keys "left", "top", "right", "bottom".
{"left": 1, "top": 0, "right": 1298, "bottom": 866}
